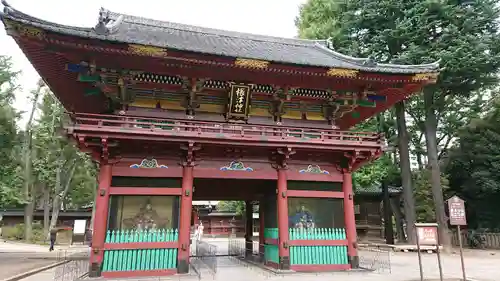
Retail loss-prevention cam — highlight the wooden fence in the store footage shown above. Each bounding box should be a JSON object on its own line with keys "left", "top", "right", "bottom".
{"left": 451, "top": 231, "right": 500, "bottom": 249}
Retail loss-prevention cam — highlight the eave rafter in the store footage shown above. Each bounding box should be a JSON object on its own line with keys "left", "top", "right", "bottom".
{"left": 8, "top": 22, "right": 439, "bottom": 86}
{"left": 4, "top": 18, "right": 437, "bottom": 129}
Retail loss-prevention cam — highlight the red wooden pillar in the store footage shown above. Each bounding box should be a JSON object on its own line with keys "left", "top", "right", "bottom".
{"left": 259, "top": 200, "right": 265, "bottom": 257}
{"left": 342, "top": 172, "right": 359, "bottom": 268}
{"left": 178, "top": 165, "right": 194, "bottom": 274}
{"left": 89, "top": 163, "right": 112, "bottom": 277}
{"left": 245, "top": 201, "right": 253, "bottom": 258}
{"left": 277, "top": 169, "right": 290, "bottom": 270}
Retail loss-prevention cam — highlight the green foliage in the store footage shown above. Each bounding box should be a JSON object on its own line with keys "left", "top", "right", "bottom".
{"left": 0, "top": 59, "right": 96, "bottom": 212}
{"left": 32, "top": 92, "right": 97, "bottom": 210}
{"left": 2, "top": 221, "right": 45, "bottom": 242}
{"left": 413, "top": 169, "right": 449, "bottom": 222}
{"left": 0, "top": 56, "right": 23, "bottom": 207}
{"left": 297, "top": 0, "right": 500, "bottom": 232}
{"left": 217, "top": 201, "right": 245, "bottom": 215}
{"left": 445, "top": 98, "right": 500, "bottom": 230}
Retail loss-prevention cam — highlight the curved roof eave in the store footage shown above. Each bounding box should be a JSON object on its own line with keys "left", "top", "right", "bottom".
{"left": 1, "top": 1, "right": 441, "bottom": 75}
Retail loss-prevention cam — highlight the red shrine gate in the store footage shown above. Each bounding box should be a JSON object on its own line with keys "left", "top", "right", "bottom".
{"left": 1, "top": 3, "right": 439, "bottom": 278}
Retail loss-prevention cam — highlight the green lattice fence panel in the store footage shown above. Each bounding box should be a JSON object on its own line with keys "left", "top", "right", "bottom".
{"left": 264, "top": 228, "right": 278, "bottom": 239}
{"left": 102, "top": 229, "right": 178, "bottom": 272}
{"left": 289, "top": 228, "right": 348, "bottom": 265}
{"left": 263, "top": 228, "right": 279, "bottom": 263}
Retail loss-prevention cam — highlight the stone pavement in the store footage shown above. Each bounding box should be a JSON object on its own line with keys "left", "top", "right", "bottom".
{"left": 1, "top": 239, "right": 89, "bottom": 254}
{"left": 12, "top": 238, "right": 500, "bottom": 281}
{"left": 19, "top": 250, "right": 499, "bottom": 281}
{"left": 16, "top": 266, "right": 58, "bottom": 281}
{"left": 0, "top": 241, "right": 88, "bottom": 281}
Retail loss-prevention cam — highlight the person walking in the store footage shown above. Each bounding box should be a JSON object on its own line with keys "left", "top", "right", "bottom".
{"left": 196, "top": 222, "right": 204, "bottom": 241}
{"left": 49, "top": 228, "right": 58, "bottom": 252}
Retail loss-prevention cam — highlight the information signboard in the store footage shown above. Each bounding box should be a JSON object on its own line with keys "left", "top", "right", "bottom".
{"left": 448, "top": 195, "right": 467, "bottom": 226}
{"left": 416, "top": 223, "right": 439, "bottom": 246}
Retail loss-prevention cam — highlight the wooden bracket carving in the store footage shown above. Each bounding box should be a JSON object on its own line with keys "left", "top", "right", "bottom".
{"left": 342, "top": 150, "right": 360, "bottom": 173}
{"left": 323, "top": 92, "right": 341, "bottom": 124}
{"left": 343, "top": 150, "right": 380, "bottom": 172}
{"left": 181, "top": 77, "right": 205, "bottom": 116}
{"left": 76, "top": 135, "right": 100, "bottom": 163}
{"left": 180, "top": 141, "right": 201, "bottom": 167}
{"left": 269, "top": 87, "right": 288, "bottom": 122}
{"left": 272, "top": 147, "right": 295, "bottom": 170}
{"left": 101, "top": 138, "right": 109, "bottom": 163}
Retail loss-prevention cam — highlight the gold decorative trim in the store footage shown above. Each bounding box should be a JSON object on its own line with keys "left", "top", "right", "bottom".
{"left": 234, "top": 58, "right": 269, "bottom": 69}
{"left": 128, "top": 44, "right": 168, "bottom": 57}
{"left": 3, "top": 19, "right": 45, "bottom": 39}
{"left": 412, "top": 72, "right": 439, "bottom": 82}
{"left": 326, "top": 68, "right": 359, "bottom": 78}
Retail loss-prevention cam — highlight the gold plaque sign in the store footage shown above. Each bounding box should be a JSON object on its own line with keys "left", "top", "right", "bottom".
{"left": 227, "top": 84, "right": 251, "bottom": 120}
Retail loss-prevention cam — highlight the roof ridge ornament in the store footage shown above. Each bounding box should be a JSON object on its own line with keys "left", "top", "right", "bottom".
{"left": 0, "top": 0, "right": 12, "bottom": 17}
{"left": 94, "top": 7, "right": 123, "bottom": 35}
{"left": 317, "top": 41, "right": 378, "bottom": 68}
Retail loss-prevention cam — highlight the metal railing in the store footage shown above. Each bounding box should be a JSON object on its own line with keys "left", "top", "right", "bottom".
{"left": 227, "top": 237, "right": 278, "bottom": 279}
{"left": 358, "top": 244, "right": 392, "bottom": 273}
{"left": 194, "top": 240, "right": 218, "bottom": 278}
{"left": 54, "top": 249, "right": 90, "bottom": 281}
{"left": 66, "top": 112, "right": 383, "bottom": 147}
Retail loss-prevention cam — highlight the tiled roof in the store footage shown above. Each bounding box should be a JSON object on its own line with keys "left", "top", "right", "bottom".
{"left": 0, "top": 2, "right": 440, "bottom": 74}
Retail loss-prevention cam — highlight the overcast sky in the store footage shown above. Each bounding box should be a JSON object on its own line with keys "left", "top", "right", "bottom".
{"left": 0, "top": 0, "right": 307, "bottom": 126}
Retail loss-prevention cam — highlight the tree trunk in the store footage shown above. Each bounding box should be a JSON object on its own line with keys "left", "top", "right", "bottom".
{"left": 49, "top": 163, "right": 76, "bottom": 230}
{"left": 22, "top": 82, "right": 42, "bottom": 241}
{"left": 423, "top": 88, "right": 451, "bottom": 251}
{"left": 49, "top": 165, "right": 63, "bottom": 231}
{"left": 43, "top": 184, "right": 50, "bottom": 240}
{"left": 390, "top": 196, "right": 405, "bottom": 242}
{"left": 394, "top": 101, "right": 417, "bottom": 244}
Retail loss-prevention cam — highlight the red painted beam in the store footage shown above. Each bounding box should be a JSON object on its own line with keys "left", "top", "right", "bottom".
{"left": 102, "top": 269, "right": 176, "bottom": 278}
{"left": 112, "top": 166, "right": 182, "bottom": 178}
{"left": 109, "top": 187, "right": 182, "bottom": 196}
{"left": 290, "top": 264, "right": 350, "bottom": 271}
{"left": 287, "top": 173, "right": 343, "bottom": 182}
{"left": 288, "top": 239, "right": 348, "bottom": 246}
{"left": 287, "top": 190, "right": 344, "bottom": 199}
{"left": 103, "top": 242, "right": 178, "bottom": 250}
{"left": 195, "top": 169, "right": 277, "bottom": 180}
{"left": 112, "top": 166, "right": 342, "bottom": 182}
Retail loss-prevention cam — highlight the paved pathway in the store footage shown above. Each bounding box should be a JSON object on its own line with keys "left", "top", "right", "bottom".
{"left": 13, "top": 240, "right": 500, "bottom": 281}
{"left": 0, "top": 241, "right": 88, "bottom": 281}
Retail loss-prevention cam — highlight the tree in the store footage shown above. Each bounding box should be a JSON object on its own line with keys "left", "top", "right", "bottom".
{"left": 0, "top": 56, "right": 22, "bottom": 208}
{"left": 297, "top": 0, "right": 419, "bottom": 242}
{"left": 296, "top": 0, "right": 500, "bottom": 250}
{"left": 22, "top": 79, "right": 44, "bottom": 241}
{"left": 445, "top": 97, "right": 500, "bottom": 230}
{"left": 217, "top": 201, "right": 245, "bottom": 215}
{"left": 32, "top": 91, "right": 97, "bottom": 235}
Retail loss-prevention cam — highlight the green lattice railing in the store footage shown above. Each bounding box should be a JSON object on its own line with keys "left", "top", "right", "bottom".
{"left": 263, "top": 228, "right": 279, "bottom": 263}
{"left": 289, "top": 228, "right": 348, "bottom": 265}
{"left": 102, "top": 229, "right": 178, "bottom": 272}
